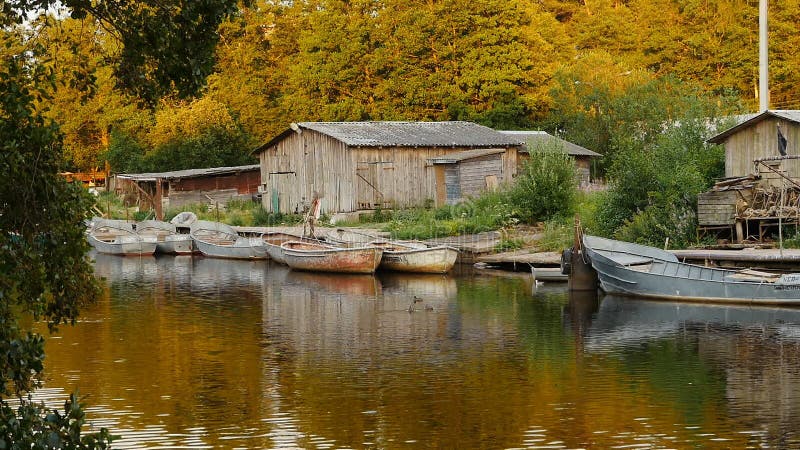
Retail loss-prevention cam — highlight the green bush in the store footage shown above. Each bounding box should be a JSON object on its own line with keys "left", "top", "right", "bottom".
{"left": 507, "top": 140, "right": 577, "bottom": 223}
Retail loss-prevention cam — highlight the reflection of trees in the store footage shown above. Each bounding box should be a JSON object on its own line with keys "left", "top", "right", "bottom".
{"left": 43, "top": 255, "right": 270, "bottom": 444}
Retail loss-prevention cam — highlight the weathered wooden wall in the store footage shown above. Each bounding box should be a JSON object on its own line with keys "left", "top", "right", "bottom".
{"left": 725, "top": 119, "right": 800, "bottom": 177}
{"left": 458, "top": 154, "right": 504, "bottom": 200}
{"left": 171, "top": 170, "right": 260, "bottom": 194}
{"left": 697, "top": 190, "right": 740, "bottom": 225}
{"left": 260, "top": 129, "right": 518, "bottom": 214}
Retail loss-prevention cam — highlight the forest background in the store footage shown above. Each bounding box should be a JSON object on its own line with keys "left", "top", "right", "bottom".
{"left": 9, "top": 0, "right": 798, "bottom": 175}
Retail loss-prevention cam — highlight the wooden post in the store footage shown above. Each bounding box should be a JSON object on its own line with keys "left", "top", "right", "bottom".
{"left": 155, "top": 178, "right": 163, "bottom": 221}
{"left": 568, "top": 215, "right": 598, "bottom": 292}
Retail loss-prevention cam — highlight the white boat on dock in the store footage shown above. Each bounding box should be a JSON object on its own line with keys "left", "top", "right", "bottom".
{"left": 87, "top": 219, "right": 158, "bottom": 256}
{"left": 136, "top": 220, "right": 195, "bottom": 255}
{"left": 190, "top": 221, "right": 268, "bottom": 260}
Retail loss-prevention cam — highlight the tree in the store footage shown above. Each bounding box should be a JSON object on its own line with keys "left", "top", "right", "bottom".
{"left": 0, "top": 47, "right": 112, "bottom": 447}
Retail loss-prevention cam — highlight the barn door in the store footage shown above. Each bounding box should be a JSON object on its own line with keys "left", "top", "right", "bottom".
{"left": 444, "top": 166, "right": 461, "bottom": 205}
{"left": 269, "top": 172, "right": 295, "bottom": 214}
{"left": 356, "top": 162, "right": 389, "bottom": 209}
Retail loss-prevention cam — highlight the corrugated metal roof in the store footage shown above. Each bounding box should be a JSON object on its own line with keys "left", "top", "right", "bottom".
{"left": 707, "top": 110, "right": 800, "bottom": 144}
{"left": 499, "top": 131, "right": 602, "bottom": 157}
{"left": 427, "top": 148, "right": 506, "bottom": 164}
{"left": 257, "top": 121, "right": 525, "bottom": 151}
{"left": 116, "top": 164, "right": 260, "bottom": 182}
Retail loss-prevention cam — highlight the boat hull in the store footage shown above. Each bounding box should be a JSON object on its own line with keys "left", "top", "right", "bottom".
{"left": 379, "top": 246, "right": 458, "bottom": 273}
{"left": 157, "top": 235, "right": 195, "bottom": 255}
{"left": 282, "top": 243, "right": 383, "bottom": 274}
{"left": 584, "top": 235, "right": 800, "bottom": 305}
{"left": 194, "top": 237, "right": 268, "bottom": 260}
{"left": 88, "top": 233, "right": 158, "bottom": 256}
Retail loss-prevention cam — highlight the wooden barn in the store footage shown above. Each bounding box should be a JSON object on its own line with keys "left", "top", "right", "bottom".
{"left": 498, "top": 130, "right": 601, "bottom": 187}
{"left": 113, "top": 164, "right": 261, "bottom": 219}
{"left": 698, "top": 110, "right": 800, "bottom": 242}
{"left": 707, "top": 110, "right": 800, "bottom": 178}
{"left": 255, "top": 122, "right": 523, "bottom": 214}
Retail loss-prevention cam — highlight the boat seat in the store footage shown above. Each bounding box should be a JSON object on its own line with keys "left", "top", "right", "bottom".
{"left": 724, "top": 269, "right": 781, "bottom": 283}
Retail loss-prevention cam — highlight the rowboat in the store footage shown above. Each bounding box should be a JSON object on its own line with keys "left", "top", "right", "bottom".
{"left": 190, "top": 221, "right": 268, "bottom": 260}
{"left": 260, "top": 232, "right": 322, "bottom": 264}
{"left": 87, "top": 219, "right": 158, "bottom": 256}
{"left": 135, "top": 220, "right": 195, "bottom": 254}
{"left": 369, "top": 240, "right": 459, "bottom": 274}
{"left": 583, "top": 234, "right": 800, "bottom": 305}
{"left": 281, "top": 241, "right": 383, "bottom": 274}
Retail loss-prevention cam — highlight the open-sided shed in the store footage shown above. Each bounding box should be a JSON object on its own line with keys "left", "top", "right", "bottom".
{"left": 113, "top": 164, "right": 261, "bottom": 219}
{"left": 255, "top": 122, "right": 523, "bottom": 214}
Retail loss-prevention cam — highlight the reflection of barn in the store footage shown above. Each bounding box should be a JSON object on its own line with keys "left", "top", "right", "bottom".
{"left": 498, "top": 131, "right": 602, "bottom": 187}
{"left": 255, "top": 122, "right": 523, "bottom": 214}
{"left": 112, "top": 164, "right": 261, "bottom": 219}
{"left": 700, "top": 110, "right": 800, "bottom": 242}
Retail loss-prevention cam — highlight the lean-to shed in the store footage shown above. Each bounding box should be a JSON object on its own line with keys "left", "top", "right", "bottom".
{"left": 707, "top": 110, "right": 800, "bottom": 178}
{"left": 427, "top": 149, "right": 506, "bottom": 206}
{"left": 498, "top": 131, "right": 601, "bottom": 186}
{"left": 113, "top": 164, "right": 261, "bottom": 219}
{"left": 255, "top": 122, "right": 523, "bottom": 214}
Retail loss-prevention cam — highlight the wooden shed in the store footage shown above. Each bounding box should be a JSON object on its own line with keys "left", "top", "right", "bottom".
{"left": 255, "top": 122, "right": 523, "bottom": 214}
{"left": 498, "top": 131, "right": 601, "bottom": 186}
{"left": 427, "top": 149, "right": 506, "bottom": 205}
{"left": 707, "top": 110, "right": 800, "bottom": 178}
{"left": 113, "top": 164, "right": 261, "bottom": 219}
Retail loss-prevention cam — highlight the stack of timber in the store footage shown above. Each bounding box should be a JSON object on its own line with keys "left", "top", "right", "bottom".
{"left": 698, "top": 175, "right": 758, "bottom": 227}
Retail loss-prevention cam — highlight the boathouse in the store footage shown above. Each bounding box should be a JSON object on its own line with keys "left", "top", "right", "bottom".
{"left": 498, "top": 131, "right": 601, "bottom": 187}
{"left": 255, "top": 122, "right": 523, "bottom": 214}
{"left": 698, "top": 110, "right": 800, "bottom": 242}
{"left": 113, "top": 164, "right": 261, "bottom": 219}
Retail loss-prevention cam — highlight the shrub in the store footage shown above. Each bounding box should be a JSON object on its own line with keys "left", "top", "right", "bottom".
{"left": 507, "top": 140, "right": 577, "bottom": 223}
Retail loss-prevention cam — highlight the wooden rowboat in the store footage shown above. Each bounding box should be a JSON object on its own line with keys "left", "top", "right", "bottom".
{"left": 87, "top": 219, "right": 158, "bottom": 256}
{"left": 281, "top": 241, "right": 383, "bottom": 274}
{"left": 260, "top": 232, "right": 322, "bottom": 265}
{"left": 136, "top": 220, "right": 195, "bottom": 255}
{"left": 326, "top": 228, "right": 386, "bottom": 247}
{"left": 369, "top": 240, "right": 459, "bottom": 274}
{"left": 190, "top": 221, "right": 268, "bottom": 260}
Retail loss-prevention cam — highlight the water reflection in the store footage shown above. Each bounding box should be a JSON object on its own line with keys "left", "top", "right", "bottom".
{"left": 32, "top": 256, "right": 800, "bottom": 448}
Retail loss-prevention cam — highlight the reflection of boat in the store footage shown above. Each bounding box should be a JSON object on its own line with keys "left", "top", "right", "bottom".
{"left": 583, "top": 234, "right": 800, "bottom": 305}
{"left": 585, "top": 295, "right": 800, "bottom": 352}
{"left": 87, "top": 219, "right": 157, "bottom": 256}
{"left": 191, "top": 221, "right": 268, "bottom": 260}
{"left": 135, "top": 220, "right": 194, "bottom": 254}
{"left": 370, "top": 241, "right": 459, "bottom": 274}
{"left": 281, "top": 241, "right": 383, "bottom": 274}
{"left": 285, "top": 270, "right": 381, "bottom": 296}
{"left": 378, "top": 272, "right": 457, "bottom": 300}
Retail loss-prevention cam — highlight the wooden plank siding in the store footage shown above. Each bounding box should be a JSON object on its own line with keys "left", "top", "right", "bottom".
{"left": 259, "top": 129, "right": 518, "bottom": 214}
{"left": 458, "top": 154, "right": 504, "bottom": 199}
{"left": 725, "top": 118, "right": 800, "bottom": 178}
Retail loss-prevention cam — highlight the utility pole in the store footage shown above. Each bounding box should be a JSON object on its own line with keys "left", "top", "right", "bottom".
{"left": 759, "top": 0, "right": 769, "bottom": 112}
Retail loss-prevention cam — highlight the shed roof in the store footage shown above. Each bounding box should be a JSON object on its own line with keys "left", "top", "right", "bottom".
{"left": 707, "top": 110, "right": 800, "bottom": 144}
{"left": 116, "top": 164, "right": 260, "bottom": 182}
{"left": 427, "top": 148, "right": 506, "bottom": 164}
{"left": 499, "top": 131, "right": 601, "bottom": 157}
{"left": 257, "top": 121, "right": 525, "bottom": 151}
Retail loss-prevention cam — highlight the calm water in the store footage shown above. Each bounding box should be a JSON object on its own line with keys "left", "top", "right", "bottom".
{"left": 32, "top": 254, "right": 800, "bottom": 448}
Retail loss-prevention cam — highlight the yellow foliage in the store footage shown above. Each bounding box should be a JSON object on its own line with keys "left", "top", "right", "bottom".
{"left": 149, "top": 97, "right": 238, "bottom": 148}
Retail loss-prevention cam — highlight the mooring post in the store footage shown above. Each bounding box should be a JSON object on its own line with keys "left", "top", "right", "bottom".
{"left": 568, "top": 215, "right": 598, "bottom": 291}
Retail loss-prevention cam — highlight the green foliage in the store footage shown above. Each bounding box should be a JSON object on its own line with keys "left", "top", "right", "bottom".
{"left": 597, "top": 113, "right": 728, "bottom": 248}
{"left": 251, "top": 208, "right": 304, "bottom": 227}
{"left": 508, "top": 141, "right": 577, "bottom": 223}
{"left": 535, "top": 218, "right": 574, "bottom": 252}
{"left": 495, "top": 237, "right": 526, "bottom": 252}
{"left": 0, "top": 53, "right": 111, "bottom": 447}
{"left": 104, "top": 131, "right": 146, "bottom": 173}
